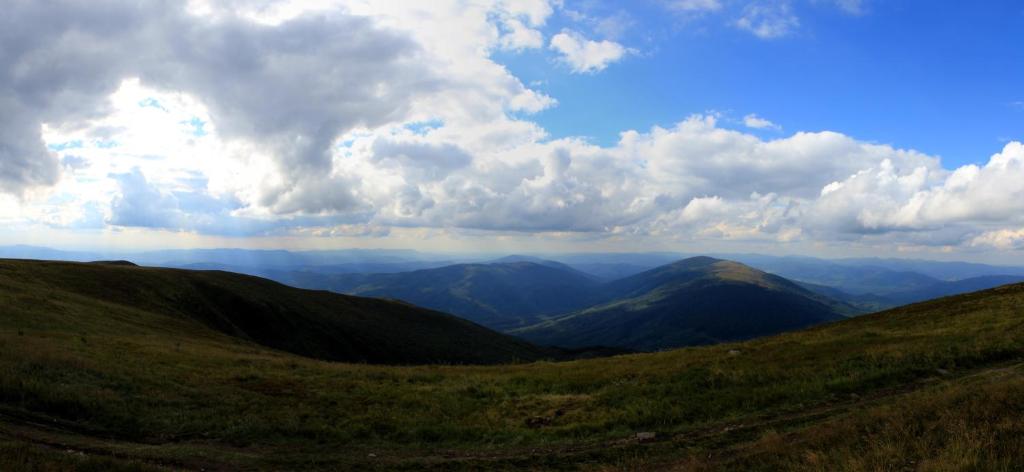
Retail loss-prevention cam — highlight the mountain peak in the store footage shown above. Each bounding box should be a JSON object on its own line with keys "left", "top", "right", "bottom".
{"left": 515, "top": 256, "right": 844, "bottom": 351}
{"left": 659, "top": 257, "right": 786, "bottom": 288}
{"left": 670, "top": 255, "right": 724, "bottom": 267}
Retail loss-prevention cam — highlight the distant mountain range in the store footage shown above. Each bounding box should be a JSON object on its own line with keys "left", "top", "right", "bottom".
{"left": 6, "top": 246, "right": 1024, "bottom": 352}
{"left": 281, "top": 261, "right": 603, "bottom": 330}
{"left": 0, "top": 248, "right": 859, "bottom": 353}
{"left": 5, "top": 244, "right": 1023, "bottom": 287}
{"left": 882, "top": 275, "right": 1024, "bottom": 305}
{"left": 724, "top": 254, "right": 1024, "bottom": 310}
{"left": 742, "top": 258, "right": 941, "bottom": 295}
{"left": 254, "top": 256, "right": 850, "bottom": 351}
{"left": 217, "top": 254, "right": 1024, "bottom": 350}
{"left": 0, "top": 245, "right": 463, "bottom": 271}
{"left": 512, "top": 257, "right": 848, "bottom": 350}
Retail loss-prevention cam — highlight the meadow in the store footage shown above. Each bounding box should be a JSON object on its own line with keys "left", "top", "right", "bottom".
{"left": 1, "top": 260, "right": 1023, "bottom": 470}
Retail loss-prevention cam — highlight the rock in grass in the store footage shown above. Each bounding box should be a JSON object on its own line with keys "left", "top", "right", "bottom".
{"left": 526, "top": 416, "right": 551, "bottom": 428}
{"left": 635, "top": 432, "right": 657, "bottom": 442}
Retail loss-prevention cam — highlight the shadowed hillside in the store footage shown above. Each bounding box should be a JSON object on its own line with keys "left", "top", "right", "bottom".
{"left": 514, "top": 257, "right": 848, "bottom": 350}
{"left": 0, "top": 259, "right": 558, "bottom": 365}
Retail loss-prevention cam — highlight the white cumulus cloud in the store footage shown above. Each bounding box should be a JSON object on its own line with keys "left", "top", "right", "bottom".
{"left": 736, "top": 1, "right": 800, "bottom": 39}
{"left": 743, "top": 114, "right": 782, "bottom": 130}
{"left": 972, "top": 228, "right": 1024, "bottom": 250}
{"left": 549, "top": 30, "right": 631, "bottom": 74}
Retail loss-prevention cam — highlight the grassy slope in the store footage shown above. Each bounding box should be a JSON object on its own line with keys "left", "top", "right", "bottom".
{"left": 2, "top": 260, "right": 1024, "bottom": 470}
{"left": 0, "top": 259, "right": 555, "bottom": 365}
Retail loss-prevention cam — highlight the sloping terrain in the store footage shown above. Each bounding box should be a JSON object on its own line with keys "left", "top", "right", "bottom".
{"left": 2, "top": 261, "right": 1024, "bottom": 470}
{"left": 0, "top": 259, "right": 557, "bottom": 365}
{"left": 283, "top": 261, "right": 603, "bottom": 329}
{"left": 514, "top": 257, "right": 848, "bottom": 350}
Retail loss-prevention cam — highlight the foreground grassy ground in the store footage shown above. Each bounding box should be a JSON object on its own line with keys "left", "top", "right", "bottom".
{"left": 1, "top": 260, "right": 1024, "bottom": 470}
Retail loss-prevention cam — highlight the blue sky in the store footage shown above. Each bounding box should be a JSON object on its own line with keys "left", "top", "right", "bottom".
{"left": 503, "top": 1, "right": 1024, "bottom": 167}
{"left": 2, "top": 0, "right": 1024, "bottom": 261}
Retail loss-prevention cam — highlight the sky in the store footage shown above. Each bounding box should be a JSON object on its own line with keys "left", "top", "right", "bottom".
{"left": 1, "top": 0, "right": 1023, "bottom": 262}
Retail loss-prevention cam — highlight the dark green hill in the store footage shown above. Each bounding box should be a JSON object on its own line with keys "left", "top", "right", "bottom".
{"left": 299, "top": 261, "right": 603, "bottom": 329}
{"left": 514, "top": 256, "right": 847, "bottom": 350}
{"left": 0, "top": 258, "right": 557, "bottom": 365}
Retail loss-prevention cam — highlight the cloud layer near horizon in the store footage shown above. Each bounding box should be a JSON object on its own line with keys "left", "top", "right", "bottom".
{"left": 1, "top": 0, "right": 1022, "bottom": 256}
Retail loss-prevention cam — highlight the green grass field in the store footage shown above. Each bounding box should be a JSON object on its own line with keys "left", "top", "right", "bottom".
{"left": 2, "top": 259, "right": 1024, "bottom": 470}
